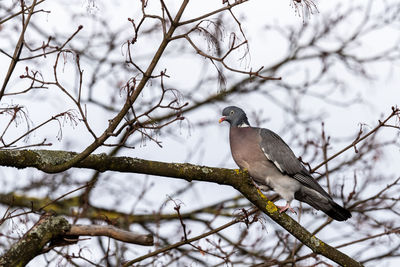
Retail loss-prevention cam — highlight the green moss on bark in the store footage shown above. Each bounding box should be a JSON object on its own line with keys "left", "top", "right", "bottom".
{"left": 0, "top": 216, "right": 70, "bottom": 267}
{"left": 0, "top": 149, "right": 363, "bottom": 266}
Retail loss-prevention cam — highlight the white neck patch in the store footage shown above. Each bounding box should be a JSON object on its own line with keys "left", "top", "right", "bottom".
{"left": 238, "top": 123, "right": 250, "bottom": 128}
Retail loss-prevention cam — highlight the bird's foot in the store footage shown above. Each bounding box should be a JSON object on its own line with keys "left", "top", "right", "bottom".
{"left": 276, "top": 203, "right": 297, "bottom": 214}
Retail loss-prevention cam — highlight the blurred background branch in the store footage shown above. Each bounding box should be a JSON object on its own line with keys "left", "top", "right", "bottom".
{"left": 0, "top": 0, "right": 399, "bottom": 266}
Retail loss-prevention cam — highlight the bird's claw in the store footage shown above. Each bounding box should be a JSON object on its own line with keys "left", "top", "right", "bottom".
{"left": 277, "top": 204, "right": 297, "bottom": 214}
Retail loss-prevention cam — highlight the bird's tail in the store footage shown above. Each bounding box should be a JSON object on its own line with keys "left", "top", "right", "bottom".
{"left": 295, "top": 188, "right": 352, "bottom": 221}
{"left": 323, "top": 200, "right": 352, "bottom": 221}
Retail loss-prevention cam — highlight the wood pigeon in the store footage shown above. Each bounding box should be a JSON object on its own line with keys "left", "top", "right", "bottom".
{"left": 219, "top": 106, "right": 351, "bottom": 221}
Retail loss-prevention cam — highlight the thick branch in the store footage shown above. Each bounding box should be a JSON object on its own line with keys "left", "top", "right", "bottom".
{"left": 0, "top": 193, "right": 239, "bottom": 225}
{"left": 67, "top": 225, "right": 153, "bottom": 246}
{"left": 0, "top": 214, "right": 70, "bottom": 267}
{"left": 0, "top": 213, "right": 153, "bottom": 266}
{"left": 0, "top": 149, "right": 362, "bottom": 266}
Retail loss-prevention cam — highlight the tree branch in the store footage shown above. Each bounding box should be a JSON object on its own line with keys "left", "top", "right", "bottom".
{"left": 67, "top": 224, "right": 153, "bottom": 246}
{"left": 0, "top": 214, "right": 153, "bottom": 265}
{"left": 0, "top": 149, "right": 362, "bottom": 266}
{"left": 0, "top": 192, "right": 241, "bottom": 225}
{"left": 0, "top": 214, "right": 70, "bottom": 266}
{"left": 33, "top": 0, "right": 190, "bottom": 174}
{"left": 0, "top": 0, "right": 38, "bottom": 100}
{"left": 122, "top": 209, "right": 257, "bottom": 266}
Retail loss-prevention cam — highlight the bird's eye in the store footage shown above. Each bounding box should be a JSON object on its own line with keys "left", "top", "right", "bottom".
{"left": 230, "top": 110, "right": 234, "bottom": 115}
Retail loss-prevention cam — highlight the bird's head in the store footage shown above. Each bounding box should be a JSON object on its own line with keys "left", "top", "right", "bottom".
{"left": 219, "top": 106, "right": 250, "bottom": 127}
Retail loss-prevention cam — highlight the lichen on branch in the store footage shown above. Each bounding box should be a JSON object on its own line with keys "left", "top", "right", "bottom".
{"left": 0, "top": 149, "right": 363, "bottom": 266}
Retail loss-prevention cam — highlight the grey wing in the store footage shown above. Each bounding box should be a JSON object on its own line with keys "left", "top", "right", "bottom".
{"left": 258, "top": 128, "right": 332, "bottom": 199}
{"left": 258, "top": 128, "right": 307, "bottom": 175}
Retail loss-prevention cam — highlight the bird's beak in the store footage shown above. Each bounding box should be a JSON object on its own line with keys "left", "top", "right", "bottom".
{"left": 219, "top": 116, "right": 226, "bottom": 123}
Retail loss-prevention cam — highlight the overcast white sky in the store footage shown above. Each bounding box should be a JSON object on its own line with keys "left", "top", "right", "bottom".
{"left": 1, "top": 0, "right": 399, "bottom": 266}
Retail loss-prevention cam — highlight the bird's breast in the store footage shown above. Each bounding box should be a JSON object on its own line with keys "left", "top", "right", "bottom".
{"left": 229, "top": 127, "right": 263, "bottom": 170}
{"left": 229, "top": 127, "right": 286, "bottom": 184}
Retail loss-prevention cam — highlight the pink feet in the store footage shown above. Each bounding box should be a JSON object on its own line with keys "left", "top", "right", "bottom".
{"left": 276, "top": 202, "right": 296, "bottom": 214}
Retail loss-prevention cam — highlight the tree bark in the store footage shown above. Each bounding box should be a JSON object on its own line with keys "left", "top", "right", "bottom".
{"left": 0, "top": 214, "right": 70, "bottom": 267}
{"left": 0, "top": 213, "right": 154, "bottom": 266}
{"left": 67, "top": 225, "right": 153, "bottom": 246}
{"left": 0, "top": 149, "right": 363, "bottom": 266}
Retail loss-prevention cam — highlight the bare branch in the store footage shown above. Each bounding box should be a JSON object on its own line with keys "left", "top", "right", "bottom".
{"left": 67, "top": 224, "right": 153, "bottom": 246}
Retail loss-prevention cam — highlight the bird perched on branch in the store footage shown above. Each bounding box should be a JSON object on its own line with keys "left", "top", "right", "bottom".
{"left": 219, "top": 106, "right": 351, "bottom": 221}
